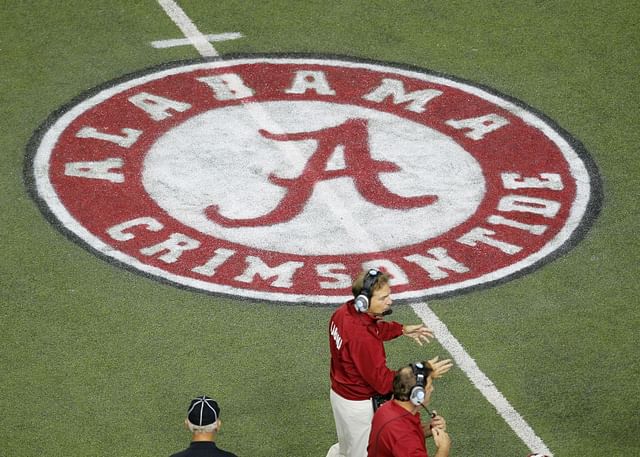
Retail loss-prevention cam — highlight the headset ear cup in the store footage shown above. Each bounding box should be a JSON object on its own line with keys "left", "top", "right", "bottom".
{"left": 410, "top": 386, "right": 425, "bottom": 406}
{"left": 354, "top": 294, "right": 369, "bottom": 313}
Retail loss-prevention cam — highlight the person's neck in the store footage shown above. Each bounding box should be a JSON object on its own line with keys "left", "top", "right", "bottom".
{"left": 393, "top": 399, "right": 420, "bottom": 415}
{"left": 192, "top": 432, "right": 216, "bottom": 442}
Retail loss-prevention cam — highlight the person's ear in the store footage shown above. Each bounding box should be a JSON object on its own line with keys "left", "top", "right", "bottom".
{"left": 216, "top": 420, "right": 222, "bottom": 433}
{"left": 184, "top": 419, "right": 190, "bottom": 430}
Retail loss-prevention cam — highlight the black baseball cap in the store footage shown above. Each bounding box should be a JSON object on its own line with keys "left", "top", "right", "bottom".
{"left": 187, "top": 396, "right": 220, "bottom": 426}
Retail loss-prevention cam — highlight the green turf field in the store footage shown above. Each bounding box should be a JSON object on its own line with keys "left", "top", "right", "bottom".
{"left": 1, "top": 1, "right": 639, "bottom": 456}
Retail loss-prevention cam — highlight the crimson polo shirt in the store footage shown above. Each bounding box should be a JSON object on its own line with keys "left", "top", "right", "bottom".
{"left": 329, "top": 300, "right": 404, "bottom": 400}
{"left": 367, "top": 400, "right": 427, "bottom": 457}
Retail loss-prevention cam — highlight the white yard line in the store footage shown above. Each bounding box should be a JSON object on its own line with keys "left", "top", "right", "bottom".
{"left": 156, "top": 0, "right": 219, "bottom": 57}
{"left": 155, "top": 2, "right": 554, "bottom": 455}
{"left": 151, "top": 32, "right": 243, "bottom": 49}
{"left": 412, "top": 302, "right": 553, "bottom": 456}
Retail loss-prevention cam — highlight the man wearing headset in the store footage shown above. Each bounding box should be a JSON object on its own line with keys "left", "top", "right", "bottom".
{"left": 327, "top": 269, "right": 452, "bottom": 457}
{"left": 367, "top": 362, "right": 451, "bottom": 457}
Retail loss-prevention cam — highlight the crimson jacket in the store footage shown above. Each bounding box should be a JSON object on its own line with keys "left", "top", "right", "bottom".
{"left": 329, "top": 300, "right": 404, "bottom": 400}
{"left": 367, "top": 400, "right": 427, "bottom": 457}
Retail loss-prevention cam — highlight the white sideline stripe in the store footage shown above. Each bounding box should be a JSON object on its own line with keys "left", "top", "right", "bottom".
{"left": 151, "top": 33, "right": 243, "bottom": 49}
{"left": 156, "top": 0, "right": 219, "bottom": 57}
{"left": 411, "top": 302, "right": 554, "bottom": 457}
{"left": 154, "top": 2, "right": 554, "bottom": 454}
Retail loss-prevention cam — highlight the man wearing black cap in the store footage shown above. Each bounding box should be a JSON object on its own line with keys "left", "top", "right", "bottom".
{"left": 170, "top": 396, "right": 238, "bottom": 457}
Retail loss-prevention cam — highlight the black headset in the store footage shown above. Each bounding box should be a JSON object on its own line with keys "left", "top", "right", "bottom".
{"left": 409, "top": 362, "right": 427, "bottom": 406}
{"left": 354, "top": 269, "right": 381, "bottom": 313}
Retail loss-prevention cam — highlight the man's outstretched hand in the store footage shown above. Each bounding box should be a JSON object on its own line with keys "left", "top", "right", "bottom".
{"left": 402, "top": 324, "right": 434, "bottom": 346}
{"left": 427, "top": 356, "right": 453, "bottom": 378}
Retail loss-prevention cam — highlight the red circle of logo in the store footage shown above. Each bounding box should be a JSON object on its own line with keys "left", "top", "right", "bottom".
{"left": 28, "top": 56, "right": 600, "bottom": 304}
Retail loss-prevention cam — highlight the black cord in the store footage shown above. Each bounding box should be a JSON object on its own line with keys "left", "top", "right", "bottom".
{"left": 421, "top": 403, "right": 436, "bottom": 418}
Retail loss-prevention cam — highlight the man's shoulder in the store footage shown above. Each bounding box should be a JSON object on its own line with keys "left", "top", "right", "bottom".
{"left": 331, "top": 301, "right": 352, "bottom": 317}
{"left": 374, "top": 400, "right": 406, "bottom": 422}
{"left": 169, "top": 442, "right": 238, "bottom": 457}
{"left": 169, "top": 451, "right": 237, "bottom": 457}
{"left": 331, "top": 302, "right": 368, "bottom": 325}
{"left": 215, "top": 446, "right": 238, "bottom": 457}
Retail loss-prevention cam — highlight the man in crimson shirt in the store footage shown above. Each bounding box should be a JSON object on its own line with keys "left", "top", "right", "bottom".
{"left": 367, "top": 363, "right": 451, "bottom": 457}
{"left": 326, "top": 269, "right": 452, "bottom": 457}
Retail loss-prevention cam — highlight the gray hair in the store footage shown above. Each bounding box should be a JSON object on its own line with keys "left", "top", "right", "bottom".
{"left": 187, "top": 420, "right": 219, "bottom": 434}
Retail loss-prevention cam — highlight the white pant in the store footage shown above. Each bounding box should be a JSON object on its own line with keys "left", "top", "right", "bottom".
{"left": 326, "top": 389, "right": 374, "bottom": 457}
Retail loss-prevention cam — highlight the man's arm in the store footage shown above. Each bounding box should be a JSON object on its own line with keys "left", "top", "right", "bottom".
{"left": 376, "top": 320, "right": 404, "bottom": 341}
{"left": 432, "top": 427, "right": 451, "bottom": 457}
{"left": 402, "top": 323, "right": 434, "bottom": 346}
{"left": 377, "top": 321, "right": 435, "bottom": 345}
{"left": 350, "top": 337, "right": 396, "bottom": 395}
{"left": 388, "top": 428, "right": 430, "bottom": 457}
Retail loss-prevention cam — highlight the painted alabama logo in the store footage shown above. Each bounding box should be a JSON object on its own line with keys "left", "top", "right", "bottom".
{"left": 26, "top": 55, "right": 601, "bottom": 304}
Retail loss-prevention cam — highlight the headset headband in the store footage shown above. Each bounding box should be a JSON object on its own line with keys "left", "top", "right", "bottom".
{"left": 409, "top": 362, "right": 427, "bottom": 406}
{"left": 361, "top": 269, "right": 380, "bottom": 298}
{"left": 354, "top": 269, "right": 381, "bottom": 312}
